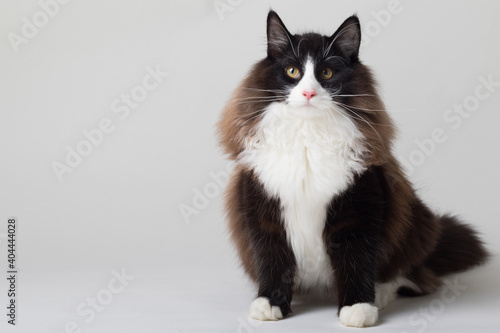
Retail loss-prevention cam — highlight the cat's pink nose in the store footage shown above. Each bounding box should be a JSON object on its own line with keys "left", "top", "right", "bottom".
{"left": 302, "top": 90, "right": 316, "bottom": 100}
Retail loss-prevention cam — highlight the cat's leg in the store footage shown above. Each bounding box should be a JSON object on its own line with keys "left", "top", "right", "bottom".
{"left": 237, "top": 170, "right": 296, "bottom": 321}
{"left": 325, "top": 193, "right": 385, "bottom": 325}
{"left": 248, "top": 231, "right": 296, "bottom": 321}
{"left": 324, "top": 167, "right": 389, "bottom": 327}
{"left": 327, "top": 229, "right": 380, "bottom": 328}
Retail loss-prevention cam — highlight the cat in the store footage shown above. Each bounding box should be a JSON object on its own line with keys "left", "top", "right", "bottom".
{"left": 217, "top": 10, "right": 488, "bottom": 328}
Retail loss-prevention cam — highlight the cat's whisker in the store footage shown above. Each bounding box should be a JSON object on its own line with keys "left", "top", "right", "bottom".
{"left": 331, "top": 94, "right": 375, "bottom": 97}
{"left": 329, "top": 105, "right": 356, "bottom": 130}
{"left": 239, "top": 111, "right": 267, "bottom": 127}
{"left": 235, "top": 99, "right": 286, "bottom": 106}
{"left": 233, "top": 96, "right": 286, "bottom": 102}
{"left": 331, "top": 100, "right": 410, "bottom": 113}
{"left": 331, "top": 101, "right": 393, "bottom": 127}
{"left": 333, "top": 102, "right": 387, "bottom": 149}
{"left": 243, "top": 87, "right": 289, "bottom": 93}
{"left": 236, "top": 110, "right": 268, "bottom": 128}
{"left": 237, "top": 95, "right": 287, "bottom": 101}
{"left": 330, "top": 83, "right": 343, "bottom": 96}
{"left": 242, "top": 107, "right": 269, "bottom": 116}
{"left": 331, "top": 107, "right": 376, "bottom": 152}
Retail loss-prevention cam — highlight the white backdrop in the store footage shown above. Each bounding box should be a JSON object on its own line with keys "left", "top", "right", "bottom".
{"left": 0, "top": 0, "right": 499, "bottom": 332}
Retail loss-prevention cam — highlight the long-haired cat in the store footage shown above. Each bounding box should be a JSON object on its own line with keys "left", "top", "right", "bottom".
{"left": 217, "top": 10, "right": 488, "bottom": 327}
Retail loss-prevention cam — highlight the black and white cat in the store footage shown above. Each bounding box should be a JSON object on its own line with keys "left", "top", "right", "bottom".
{"left": 217, "top": 10, "right": 488, "bottom": 327}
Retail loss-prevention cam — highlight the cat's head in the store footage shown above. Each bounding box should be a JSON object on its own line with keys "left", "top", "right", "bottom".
{"left": 264, "top": 10, "right": 363, "bottom": 114}
{"left": 218, "top": 11, "right": 395, "bottom": 163}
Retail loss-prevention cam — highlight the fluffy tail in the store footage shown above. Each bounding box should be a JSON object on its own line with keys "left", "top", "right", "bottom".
{"left": 425, "top": 215, "right": 489, "bottom": 276}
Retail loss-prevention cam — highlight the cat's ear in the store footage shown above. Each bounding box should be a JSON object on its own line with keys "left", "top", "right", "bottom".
{"left": 267, "top": 10, "right": 293, "bottom": 58}
{"left": 330, "top": 15, "right": 361, "bottom": 61}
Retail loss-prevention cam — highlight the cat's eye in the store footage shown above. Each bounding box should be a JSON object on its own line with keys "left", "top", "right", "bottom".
{"left": 321, "top": 68, "right": 333, "bottom": 80}
{"left": 286, "top": 66, "right": 300, "bottom": 79}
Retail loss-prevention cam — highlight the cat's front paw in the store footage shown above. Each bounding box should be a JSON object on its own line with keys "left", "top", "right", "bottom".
{"left": 249, "top": 297, "right": 284, "bottom": 321}
{"left": 339, "top": 303, "right": 378, "bottom": 328}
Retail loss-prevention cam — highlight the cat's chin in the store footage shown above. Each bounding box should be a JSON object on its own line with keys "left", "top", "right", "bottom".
{"left": 287, "top": 104, "right": 330, "bottom": 118}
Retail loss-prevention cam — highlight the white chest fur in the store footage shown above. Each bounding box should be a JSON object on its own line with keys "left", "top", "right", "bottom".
{"left": 239, "top": 103, "right": 366, "bottom": 291}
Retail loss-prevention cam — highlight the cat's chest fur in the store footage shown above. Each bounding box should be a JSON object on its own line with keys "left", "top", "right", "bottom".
{"left": 240, "top": 103, "right": 367, "bottom": 290}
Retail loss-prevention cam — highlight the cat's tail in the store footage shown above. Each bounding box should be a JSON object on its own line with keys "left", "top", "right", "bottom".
{"left": 425, "top": 215, "right": 489, "bottom": 276}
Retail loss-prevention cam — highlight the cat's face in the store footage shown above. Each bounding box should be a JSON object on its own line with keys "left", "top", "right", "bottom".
{"left": 218, "top": 11, "right": 395, "bottom": 162}
{"left": 259, "top": 11, "right": 364, "bottom": 118}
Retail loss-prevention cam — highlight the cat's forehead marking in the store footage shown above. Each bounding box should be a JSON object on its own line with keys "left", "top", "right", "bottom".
{"left": 303, "top": 57, "right": 315, "bottom": 77}
{"left": 293, "top": 57, "right": 320, "bottom": 95}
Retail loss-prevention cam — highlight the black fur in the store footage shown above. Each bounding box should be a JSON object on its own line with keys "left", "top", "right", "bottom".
{"left": 325, "top": 167, "right": 387, "bottom": 313}
{"left": 237, "top": 169, "right": 296, "bottom": 316}
{"left": 425, "top": 215, "right": 489, "bottom": 276}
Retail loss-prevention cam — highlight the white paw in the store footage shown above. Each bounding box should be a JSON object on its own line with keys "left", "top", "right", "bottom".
{"left": 339, "top": 303, "right": 378, "bottom": 328}
{"left": 375, "top": 283, "right": 397, "bottom": 309}
{"left": 249, "top": 297, "right": 283, "bottom": 321}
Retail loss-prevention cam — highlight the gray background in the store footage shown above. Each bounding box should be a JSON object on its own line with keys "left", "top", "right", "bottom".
{"left": 0, "top": 0, "right": 499, "bottom": 332}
